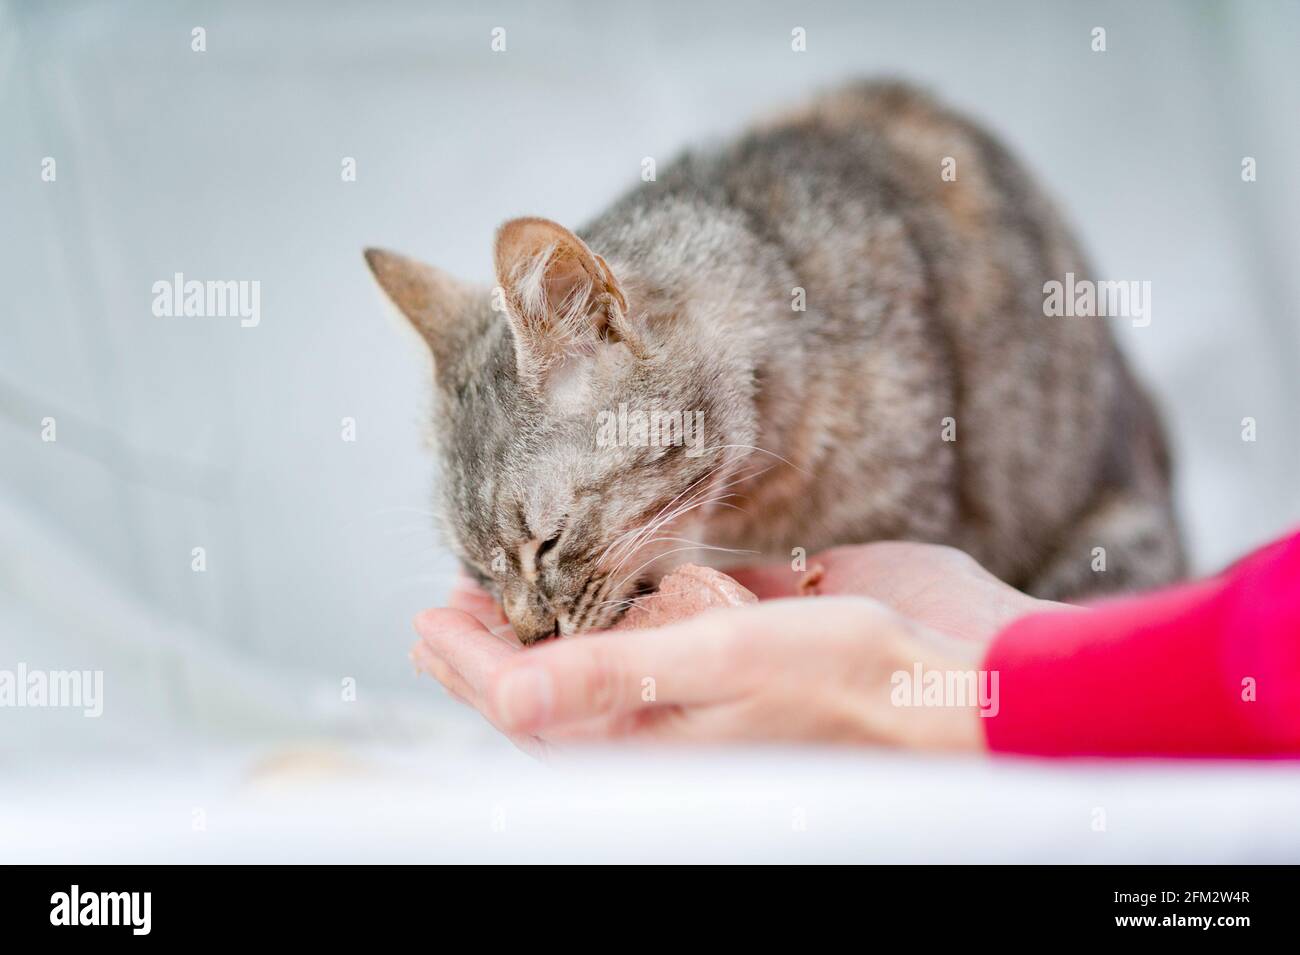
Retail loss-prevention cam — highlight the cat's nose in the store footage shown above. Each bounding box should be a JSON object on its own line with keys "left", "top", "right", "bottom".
{"left": 512, "top": 613, "right": 559, "bottom": 646}
{"left": 502, "top": 583, "right": 559, "bottom": 645}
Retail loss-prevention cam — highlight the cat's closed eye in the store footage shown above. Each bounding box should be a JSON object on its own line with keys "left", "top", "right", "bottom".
{"left": 530, "top": 513, "right": 568, "bottom": 563}
{"left": 536, "top": 531, "right": 562, "bottom": 561}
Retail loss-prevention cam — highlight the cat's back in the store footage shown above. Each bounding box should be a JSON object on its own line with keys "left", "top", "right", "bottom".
{"left": 721, "top": 80, "right": 1098, "bottom": 339}
{"left": 754, "top": 82, "right": 1178, "bottom": 585}
{"left": 660, "top": 82, "right": 1153, "bottom": 582}
{"left": 616, "top": 80, "right": 1107, "bottom": 363}
{"left": 587, "top": 82, "right": 1176, "bottom": 588}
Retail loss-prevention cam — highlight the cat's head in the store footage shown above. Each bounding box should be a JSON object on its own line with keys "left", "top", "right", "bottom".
{"left": 365, "top": 218, "right": 755, "bottom": 643}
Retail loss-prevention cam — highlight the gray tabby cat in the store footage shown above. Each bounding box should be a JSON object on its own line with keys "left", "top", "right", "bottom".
{"left": 366, "top": 80, "right": 1184, "bottom": 644}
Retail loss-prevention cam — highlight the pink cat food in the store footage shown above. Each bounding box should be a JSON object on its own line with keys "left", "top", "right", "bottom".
{"left": 612, "top": 564, "right": 757, "bottom": 631}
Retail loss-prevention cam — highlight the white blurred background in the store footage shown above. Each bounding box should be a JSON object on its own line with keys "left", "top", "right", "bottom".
{"left": 2, "top": 0, "right": 1298, "bottom": 861}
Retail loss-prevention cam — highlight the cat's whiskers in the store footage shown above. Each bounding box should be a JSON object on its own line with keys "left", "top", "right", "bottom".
{"left": 604, "top": 538, "right": 758, "bottom": 603}
{"left": 383, "top": 523, "right": 442, "bottom": 538}
{"left": 589, "top": 539, "right": 760, "bottom": 614}
{"left": 595, "top": 460, "right": 729, "bottom": 570}
{"left": 549, "top": 477, "right": 750, "bottom": 633}
{"left": 365, "top": 505, "right": 442, "bottom": 518}
{"left": 693, "top": 443, "right": 810, "bottom": 477}
{"left": 598, "top": 462, "right": 772, "bottom": 594}
{"left": 587, "top": 588, "right": 669, "bottom": 618}
{"left": 595, "top": 445, "right": 757, "bottom": 572}
{"left": 612, "top": 469, "right": 766, "bottom": 561}
{"left": 340, "top": 505, "right": 446, "bottom": 539}
{"left": 601, "top": 486, "right": 734, "bottom": 581}
{"left": 593, "top": 536, "right": 743, "bottom": 608}
{"left": 600, "top": 544, "right": 727, "bottom": 610}
{"left": 611, "top": 455, "right": 760, "bottom": 558}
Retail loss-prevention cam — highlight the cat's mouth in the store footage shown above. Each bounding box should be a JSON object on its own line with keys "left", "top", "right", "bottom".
{"left": 580, "top": 574, "right": 655, "bottom": 633}
{"left": 625, "top": 574, "right": 657, "bottom": 606}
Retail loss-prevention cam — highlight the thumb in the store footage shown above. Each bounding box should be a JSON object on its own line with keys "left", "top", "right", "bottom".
{"left": 414, "top": 607, "right": 521, "bottom": 701}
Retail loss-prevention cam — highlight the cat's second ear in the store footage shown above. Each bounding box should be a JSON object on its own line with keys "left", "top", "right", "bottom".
{"left": 494, "top": 217, "right": 647, "bottom": 380}
{"left": 364, "top": 248, "right": 473, "bottom": 364}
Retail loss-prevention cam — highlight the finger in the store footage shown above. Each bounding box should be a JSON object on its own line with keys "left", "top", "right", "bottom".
{"left": 446, "top": 575, "right": 520, "bottom": 645}
{"left": 413, "top": 606, "right": 646, "bottom": 748}
{"left": 539, "top": 702, "right": 759, "bottom": 744}
{"left": 414, "top": 608, "right": 520, "bottom": 704}
{"left": 485, "top": 605, "right": 767, "bottom": 733}
{"left": 447, "top": 573, "right": 510, "bottom": 628}
{"left": 410, "top": 639, "right": 474, "bottom": 705}
{"left": 539, "top": 705, "right": 680, "bottom": 742}
{"left": 412, "top": 625, "right": 549, "bottom": 754}
{"left": 507, "top": 732, "right": 552, "bottom": 761}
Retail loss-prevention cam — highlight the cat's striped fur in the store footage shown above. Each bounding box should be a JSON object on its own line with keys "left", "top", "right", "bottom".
{"left": 366, "top": 80, "right": 1184, "bottom": 643}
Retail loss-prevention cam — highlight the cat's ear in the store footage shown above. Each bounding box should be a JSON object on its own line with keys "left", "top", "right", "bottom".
{"left": 364, "top": 248, "right": 473, "bottom": 363}
{"left": 493, "top": 217, "right": 647, "bottom": 380}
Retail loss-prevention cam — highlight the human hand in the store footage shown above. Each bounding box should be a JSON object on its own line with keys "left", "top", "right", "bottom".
{"left": 412, "top": 542, "right": 1071, "bottom": 752}
{"left": 437, "top": 540, "right": 1069, "bottom": 647}
{"left": 728, "top": 541, "right": 1073, "bottom": 642}
{"left": 412, "top": 594, "right": 991, "bottom": 752}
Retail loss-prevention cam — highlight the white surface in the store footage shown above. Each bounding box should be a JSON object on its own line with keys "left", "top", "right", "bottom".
{"left": 7, "top": 746, "right": 1300, "bottom": 863}
{"left": 2, "top": 1, "right": 1299, "bottom": 862}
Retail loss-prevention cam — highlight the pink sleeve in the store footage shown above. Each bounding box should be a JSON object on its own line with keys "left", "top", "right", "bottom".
{"left": 981, "top": 530, "right": 1300, "bottom": 757}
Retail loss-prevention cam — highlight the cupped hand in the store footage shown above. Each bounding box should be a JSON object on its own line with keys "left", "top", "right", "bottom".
{"left": 727, "top": 541, "right": 1073, "bottom": 642}
{"left": 413, "top": 596, "right": 989, "bottom": 752}
{"left": 411, "top": 541, "right": 1071, "bottom": 751}
{"left": 438, "top": 540, "right": 1068, "bottom": 645}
